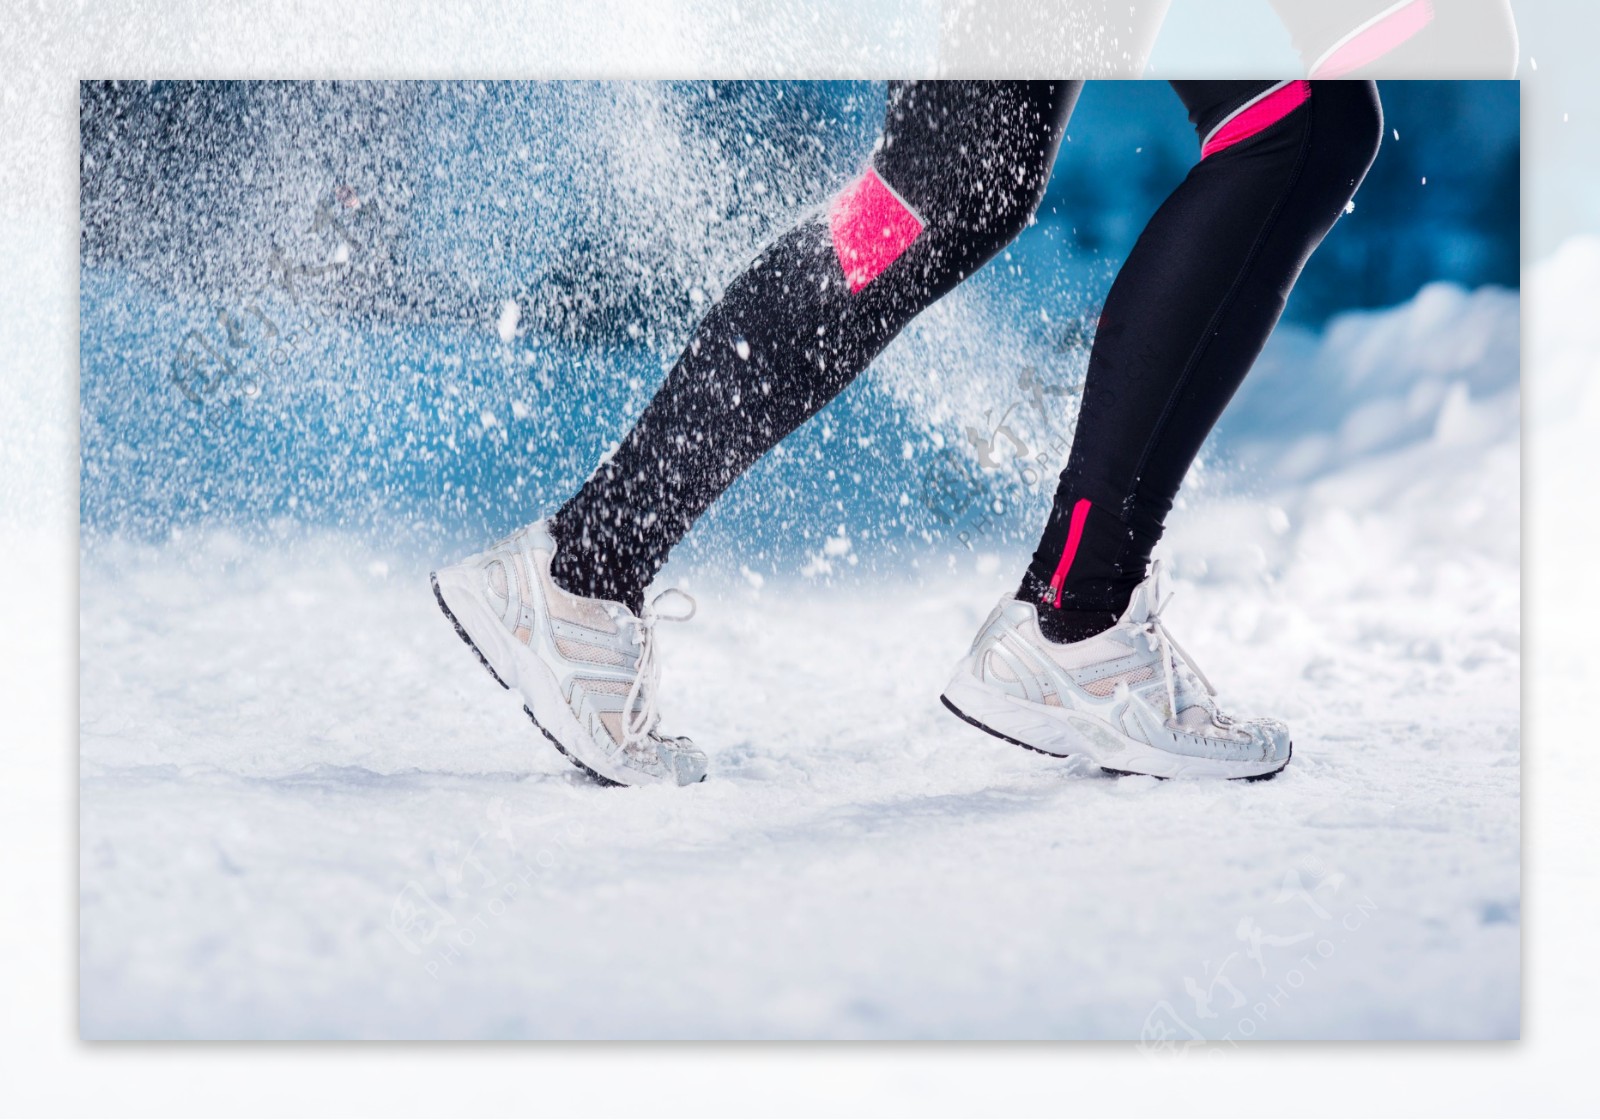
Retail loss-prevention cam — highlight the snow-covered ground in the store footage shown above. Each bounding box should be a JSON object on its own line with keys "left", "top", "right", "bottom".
{"left": 78, "top": 258, "right": 1526, "bottom": 1040}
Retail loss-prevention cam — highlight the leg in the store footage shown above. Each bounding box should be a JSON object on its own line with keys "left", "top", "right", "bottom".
{"left": 1022, "top": 79, "right": 1384, "bottom": 640}
{"left": 437, "top": 81, "right": 1077, "bottom": 788}
{"left": 551, "top": 81, "right": 1081, "bottom": 611}
{"left": 942, "top": 82, "right": 1378, "bottom": 778}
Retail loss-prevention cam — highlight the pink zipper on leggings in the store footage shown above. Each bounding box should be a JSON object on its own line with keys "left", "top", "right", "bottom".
{"left": 1045, "top": 498, "right": 1093, "bottom": 609}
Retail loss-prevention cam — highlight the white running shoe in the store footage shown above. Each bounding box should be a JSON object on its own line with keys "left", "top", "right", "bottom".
{"left": 940, "top": 561, "right": 1291, "bottom": 780}
{"left": 430, "top": 520, "right": 708, "bottom": 787}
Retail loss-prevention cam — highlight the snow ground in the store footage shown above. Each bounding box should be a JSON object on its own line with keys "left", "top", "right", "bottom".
{"left": 78, "top": 269, "right": 1525, "bottom": 1041}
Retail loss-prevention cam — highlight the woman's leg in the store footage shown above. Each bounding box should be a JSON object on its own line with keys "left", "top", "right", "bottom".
{"left": 1022, "top": 79, "right": 1384, "bottom": 641}
{"left": 941, "top": 79, "right": 1380, "bottom": 780}
{"left": 551, "top": 81, "right": 1081, "bottom": 611}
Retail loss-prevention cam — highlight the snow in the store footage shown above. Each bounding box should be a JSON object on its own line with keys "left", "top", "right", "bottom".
{"left": 78, "top": 260, "right": 1523, "bottom": 1039}
{"left": 496, "top": 298, "right": 520, "bottom": 344}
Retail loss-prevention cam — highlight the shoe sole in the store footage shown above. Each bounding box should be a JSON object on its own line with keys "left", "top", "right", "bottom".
{"left": 430, "top": 572, "right": 627, "bottom": 787}
{"left": 940, "top": 677, "right": 1291, "bottom": 782}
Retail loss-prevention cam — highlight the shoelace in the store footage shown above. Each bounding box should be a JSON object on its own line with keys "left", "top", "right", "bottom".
{"left": 621, "top": 588, "right": 697, "bottom": 751}
{"left": 1137, "top": 562, "right": 1219, "bottom": 729}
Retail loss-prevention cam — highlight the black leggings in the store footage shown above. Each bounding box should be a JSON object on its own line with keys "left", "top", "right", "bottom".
{"left": 550, "top": 80, "right": 1382, "bottom": 627}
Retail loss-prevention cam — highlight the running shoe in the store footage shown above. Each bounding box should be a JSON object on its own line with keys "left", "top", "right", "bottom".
{"left": 940, "top": 560, "right": 1291, "bottom": 780}
{"left": 431, "top": 520, "right": 708, "bottom": 787}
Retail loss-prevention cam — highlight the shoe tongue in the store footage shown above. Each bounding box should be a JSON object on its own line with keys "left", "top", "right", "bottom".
{"left": 1117, "top": 562, "right": 1165, "bottom": 626}
{"left": 1119, "top": 579, "right": 1155, "bottom": 625}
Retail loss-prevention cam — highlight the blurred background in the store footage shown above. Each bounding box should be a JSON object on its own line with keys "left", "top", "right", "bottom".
{"left": 79, "top": 81, "right": 1519, "bottom": 331}
{"left": 78, "top": 79, "right": 1518, "bottom": 577}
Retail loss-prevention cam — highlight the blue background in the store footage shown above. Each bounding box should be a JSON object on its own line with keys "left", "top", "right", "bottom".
{"left": 79, "top": 80, "right": 1518, "bottom": 570}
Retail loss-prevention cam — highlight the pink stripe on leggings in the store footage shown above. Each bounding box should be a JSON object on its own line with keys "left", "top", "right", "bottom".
{"left": 1311, "top": 0, "right": 1434, "bottom": 79}
{"left": 1200, "top": 81, "right": 1311, "bottom": 160}
{"left": 1046, "top": 498, "right": 1093, "bottom": 609}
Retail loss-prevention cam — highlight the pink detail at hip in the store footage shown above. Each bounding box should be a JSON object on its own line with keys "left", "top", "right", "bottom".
{"left": 1201, "top": 81, "right": 1312, "bottom": 160}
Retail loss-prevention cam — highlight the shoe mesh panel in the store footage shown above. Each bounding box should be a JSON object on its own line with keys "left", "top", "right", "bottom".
{"left": 598, "top": 710, "right": 625, "bottom": 746}
{"left": 1080, "top": 664, "right": 1155, "bottom": 697}
{"left": 555, "top": 637, "right": 631, "bottom": 667}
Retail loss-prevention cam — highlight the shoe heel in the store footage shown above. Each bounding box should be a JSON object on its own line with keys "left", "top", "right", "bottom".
{"left": 431, "top": 569, "right": 515, "bottom": 691}
{"left": 940, "top": 668, "right": 1076, "bottom": 759}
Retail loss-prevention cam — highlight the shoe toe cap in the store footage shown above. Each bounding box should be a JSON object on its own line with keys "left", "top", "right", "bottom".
{"left": 657, "top": 738, "right": 709, "bottom": 785}
{"left": 1247, "top": 718, "right": 1292, "bottom": 763}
